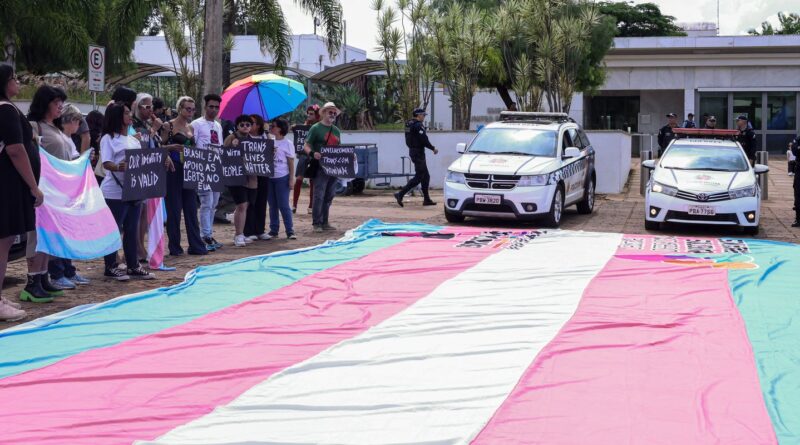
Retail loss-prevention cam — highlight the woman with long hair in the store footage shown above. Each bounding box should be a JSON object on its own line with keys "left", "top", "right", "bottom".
{"left": 159, "top": 96, "right": 207, "bottom": 256}
{"left": 99, "top": 104, "right": 155, "bottom": 281}
{"left": 243, "top": 114, "right": 271, "bottom": 241}
{"left": 0, "top": 64, "right": 44, "bottom": 321}
{"left": 292, "top": 104, "right": 320, "bottom": 214}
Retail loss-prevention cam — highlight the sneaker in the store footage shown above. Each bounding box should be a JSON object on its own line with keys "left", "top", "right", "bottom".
{"left": 246, "top": 235, "right": 258, "bottom": 241}
{"left": 51, "top": 276, "right": 77, "bottom": 290}
{"left": 40, "top": 274, "right": 65, "bottom": 296}
{"left": 394, "top": 192, "right": 404, "bottom": 207}
{"left": 0, "top": 301, "right": 26, "bottom": 322}
{"left": 1, "top": 296, "right": 22, "bottom": 310}
{"left": 210, "top": 237, "right": 223, "bottom": 249}
{"left": 205, "top": 244, "right": 217, "bottom": 252}
{"left": 258, "top": 233, "right": 273, "bottom": 240}
{"left": 287, "top": 233, "right": 297, "bottom": 239}
{"left": 69, "top": 273, "right": 91, "bottom": 285}
{"left": 307, "top": 207, "right": 312, "bottom": 214}
{"left": 104, "top": 267, "right": 130, "bottom": 281}
{"left": 313, "top": 225, "right": 324, "bottom": 233}
{"left": 292, "top": 207, "right": 297, "bottom": 214}
{"left": 203, "top": 237, "right": 217, "bottom": 252}
{"left": 127, "top": 266, "right": 155, "bottom": 280}
{"left": 790, "top": 172, "right": 795, "bottom": 176}
{"left": 234, "top": 235, "right": 247, "bottom": 247}
{"left": 322, "top": 224, "right": 337, "bottom": 231}
{"left": 792, "top": 221, "right": 800, "bottom": 228}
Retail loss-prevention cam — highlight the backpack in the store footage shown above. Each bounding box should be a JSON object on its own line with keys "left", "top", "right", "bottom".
{"left": 404, "top": 120, "right": 415, "bottom": 148}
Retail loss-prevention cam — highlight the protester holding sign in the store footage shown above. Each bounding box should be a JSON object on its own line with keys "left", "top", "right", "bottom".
{"left": 244, "top": 114, "right": 272, "bottom": 241}
{"left": 192, "top": 94, "right": 224, "bottom": 251}
{"left": 160, "top": 96, "right": 207, "bottom": 256}
{"left": 224, "top": 115, "right": 259, "bottom": 247}
{"left": 0, "top": 63, "right": 44, "bottom": 321}
{"left": 304, "top": 102, "right": 344, "bottom": 233}
{"left": 99, "top": 104, "right": 155, "bottom": 281}
{"left": 292, "top": 105, "right": 319, "bottom": 214}
{"left": 133, "top": 92, "right": 167, "bottom": 264}
{"left": 267, "top": 118, "right": 296, "bottom": 239}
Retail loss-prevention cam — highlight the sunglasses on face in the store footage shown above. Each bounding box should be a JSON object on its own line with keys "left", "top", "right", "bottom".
{"left": 238, "top": 122, "right": 252, "bottom": 128}
{"left": 327, "top": 111, "right": 336, "bottom": 116}
{"left": 207, "top": 105, "right": 220, "bottom": 109}
{"left": 183, "top": 107, "right": 195, "bottom": 112}
{"left": 139, "top": 104, "right": 152, "bottom": 110}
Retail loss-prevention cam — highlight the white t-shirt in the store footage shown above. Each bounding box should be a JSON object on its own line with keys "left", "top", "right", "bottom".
{"left": 100, "top": 133, "right": 141, "bottom": 200}
{"left": 190, "top": 118, "right": 223, "bottom": 149}
{"left": 273, "top": 138, "right": 296, "bottom": 178}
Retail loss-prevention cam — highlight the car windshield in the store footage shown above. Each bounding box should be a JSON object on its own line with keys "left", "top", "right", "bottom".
{"left": 467, "top": 128, "right": 557, "bottom": 157}
{"left": 660, "top": 145, "right": 749, "bottom": 172}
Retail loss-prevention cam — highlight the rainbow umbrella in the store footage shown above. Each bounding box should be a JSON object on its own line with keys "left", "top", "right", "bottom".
{"left": 220, "top": 73, "right": 307, "bottom": 120}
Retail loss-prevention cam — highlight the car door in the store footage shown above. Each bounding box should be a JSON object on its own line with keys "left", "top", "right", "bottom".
{"left": 562, "top": 128, "right": 586, "bottom": 203}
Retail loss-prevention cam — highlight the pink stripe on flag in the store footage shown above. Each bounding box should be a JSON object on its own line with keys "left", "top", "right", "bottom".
{"left": 36, "top": 205, "right": 119, "bottom": 241}
{"left": 146, "top": 198, "right": 165, "bottom": 269}
{"left": 0, "top": 235, "right": 496, "bottom": 445}
{"left": 472, "top": 248, "right": 776, "bottom": 444}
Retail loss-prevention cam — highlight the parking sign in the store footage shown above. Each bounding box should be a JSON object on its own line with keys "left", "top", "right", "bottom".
{"left": 88, "top": 45, "right": 105, "bottom": 92}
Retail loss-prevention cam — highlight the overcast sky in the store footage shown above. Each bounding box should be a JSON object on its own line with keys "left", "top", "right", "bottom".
{"left": 277, "top": 0, "right": 796, "bottom": 58}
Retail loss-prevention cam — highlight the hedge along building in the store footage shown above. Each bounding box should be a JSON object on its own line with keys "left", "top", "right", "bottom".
{"left": 575, "top": 34, "right": 800, "bottom": 154}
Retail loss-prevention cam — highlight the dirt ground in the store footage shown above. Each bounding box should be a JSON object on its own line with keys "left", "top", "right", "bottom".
{"left": 3, "top": 161, "right": 799, "bottom": 328}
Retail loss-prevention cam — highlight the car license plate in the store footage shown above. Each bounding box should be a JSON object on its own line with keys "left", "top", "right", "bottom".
{"left": 474, "top": 194, "right": 502, "bottom": 205}
{"left": 688, "top": 205, "right": 716, "bottom": 216}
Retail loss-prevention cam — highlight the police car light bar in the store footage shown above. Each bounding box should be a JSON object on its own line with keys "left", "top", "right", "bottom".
{"left": 499, "top": 111, "right": 573, "bottom": 123}
{"left": 673, "top": 128, "right": 739, "bottom": 138}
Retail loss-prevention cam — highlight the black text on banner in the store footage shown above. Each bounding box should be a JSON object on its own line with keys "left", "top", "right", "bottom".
{"left": 221, "top": 144, "right": 247, "bottom": 186}
{"left": 320, "top": 145, "right": 356, "bottom": 178}
{"left": 239, "top": 138, "right": 274, "bottom": 177}
{"left": 182, "top": 145, "right": 226, "bottom": 192}
{"left": 122, "top": 148, "right": 168, "bottom": 201}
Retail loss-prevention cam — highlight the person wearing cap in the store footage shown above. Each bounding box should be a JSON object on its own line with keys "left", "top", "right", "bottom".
{"left": 394, "top": 108, "right": 438, "bottom": 207}
{"left": 303, "top": 102, "right": 343, "bottom": 233}
{"left": 682, "top": 113, "right": 696, "bottom": 128}
{"left": 735, "top": 115, "right": 758, "bottom": 162}
{"left": 703, "top": 115, "right": 717, "bottom": 129}
{"left": 657, "top": 113, "right": 679, "bottom": 157}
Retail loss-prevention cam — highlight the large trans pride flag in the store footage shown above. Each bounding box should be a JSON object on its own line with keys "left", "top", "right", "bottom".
{"left": 0, "top": 221, "right": 798, "bottom": 445}
{"left": 35, "top": 149, "right": 121, "bottom": 259}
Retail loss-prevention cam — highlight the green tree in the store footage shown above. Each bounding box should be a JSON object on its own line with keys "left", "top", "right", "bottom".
{"left": 1, "top": 0, "right": 148, "bottom": 75}
{"left": 597, "top": 1, "right": 685, "bottom": 37}
{"left": 749, "top": 12, "right": 800, "bottom": 35}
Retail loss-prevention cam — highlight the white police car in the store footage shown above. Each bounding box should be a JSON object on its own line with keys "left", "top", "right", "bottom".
{"left": 643, "top": 128, "right": 768, "bottom": 235}
{"left": 444, "top": 112, "right": 596, "bottom": 226}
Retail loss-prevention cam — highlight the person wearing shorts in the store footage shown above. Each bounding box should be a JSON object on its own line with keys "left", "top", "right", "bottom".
{"left": 224, "top": 115, "right": 258, "bottom": 247}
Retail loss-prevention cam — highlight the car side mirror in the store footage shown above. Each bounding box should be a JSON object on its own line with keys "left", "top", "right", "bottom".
{"left": 563, "top": 147, "right": 581, "bottom": 159}
{"left": 456, "top": 142, "right": 466, "bottom": 154}
{"left": 642, "top": 159, "right": 656, "bottom": 169}
{"left": 754, "top": 164, "right": 769, "bottom": 175}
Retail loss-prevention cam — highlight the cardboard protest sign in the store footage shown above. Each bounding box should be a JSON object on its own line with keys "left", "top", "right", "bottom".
{"left": 182, "top": 145, "right": 225, "bottom": 192}
{"left": 238, "top": 138, "right": 274, "bottom": 177}
{"left": 221, "top": 144, "right": 247, "bottom": 186}
{"left": 122, "top": 148, "right": 168, "bottom": 201}
{"left": 320, "top": 145, "right": 356, "bottom": 178}
{"left": 292, "top": 125, "right": 310, "bottom": 154}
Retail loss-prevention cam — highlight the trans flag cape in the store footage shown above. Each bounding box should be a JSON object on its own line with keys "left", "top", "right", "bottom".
{"left": 34, "top": 149, "right": 121, "bottom": 259}
{"left": 1, "top": 221, "right": 798, "bottom": 444}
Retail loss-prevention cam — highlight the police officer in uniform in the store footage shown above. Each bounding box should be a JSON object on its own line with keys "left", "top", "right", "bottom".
{"left": 736, "top": 115, "right": 758, "bottom": 163}
{"left": 657, "top": 112, "right": 679, "bottom": 157}
{"left": 394, "top": 108, "right": 438, "bottom": 207}
{"left": 682, "top": 113, "right": 696, "bottom": 128}
{"left": 791, "top": 135, "right": 800, "bottom": 227}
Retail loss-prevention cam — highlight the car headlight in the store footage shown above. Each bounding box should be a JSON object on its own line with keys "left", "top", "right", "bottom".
{"left": 729, "top": 185, "right": 756, "bottom": 199}
{"left": 651, "top": 181, "right": 678, "bottom": 197}
{"left": 517, "top": 174, "right": 549, "bottom": 187}
{"left": 446, "top": 171, "right": 466, "bottom": 184}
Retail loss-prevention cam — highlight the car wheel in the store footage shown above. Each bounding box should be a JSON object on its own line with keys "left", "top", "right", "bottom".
{"left": 352, "top": 178, "right": 366, "bottom": 194}
{"left": 742, "top": 225, "right": 759, "bottom": 236}
{"left": 576, "top": 176, "right": 595, "bottom": 214}
{"left": 445, "top": 210, "right": 465, "bottom": 223}
{"left": 644, "top": 219, "right": 660, "bottom": 231}
{"left": 542, "top": 184, "right": 564, "bottom": 228}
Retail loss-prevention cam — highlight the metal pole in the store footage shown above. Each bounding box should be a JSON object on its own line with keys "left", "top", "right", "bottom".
{"left": 756, "top": 150, "right": 769, "bottom": 200}
{"left": 343, "top": 20, "right": 347, "bottom": 64}
{"left": 640, "top": 149, "right": 653, "bottom": 196}
{"left": 92, "top": 92, "right": 97, "bottom": 110}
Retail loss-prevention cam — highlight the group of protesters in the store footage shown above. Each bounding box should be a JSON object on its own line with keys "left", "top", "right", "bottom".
{"left": 0, "top": 62, "right": 344, "bottom": 321}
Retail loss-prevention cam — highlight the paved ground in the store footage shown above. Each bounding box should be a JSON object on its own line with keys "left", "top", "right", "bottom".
{"left": 3, "top": 159, "right": 797, "bottom": 327}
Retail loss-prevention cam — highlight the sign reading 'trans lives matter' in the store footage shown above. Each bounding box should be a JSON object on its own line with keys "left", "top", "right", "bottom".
{"left": 319, "top": 145, "right": 356, "bottom": 178}
{"left": 238, "top": 137, "right": 274, "bottom": 177}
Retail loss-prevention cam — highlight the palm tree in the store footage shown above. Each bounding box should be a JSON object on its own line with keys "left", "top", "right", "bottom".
{"left": 112, "top": 0, "right": 343, "bottom": 96}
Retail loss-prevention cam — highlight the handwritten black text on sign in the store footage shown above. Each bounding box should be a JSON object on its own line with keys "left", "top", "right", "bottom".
{"left": 183, "top": 146, "right": 225, "bottom": 192}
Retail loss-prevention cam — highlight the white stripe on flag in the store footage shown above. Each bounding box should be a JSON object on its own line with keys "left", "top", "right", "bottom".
{"left": 140, "top": 231, "right": 622, "bottom": 445}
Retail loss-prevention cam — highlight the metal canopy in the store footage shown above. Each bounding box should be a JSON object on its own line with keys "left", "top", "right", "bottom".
{"left": 228, "top": 62, "right": 314, "bottom": 84}
{"left": 310, "top": 60, "right": 385, "bottom": 85}
{"left": 106, "top": 63, "right": 177, "bottom": 86}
